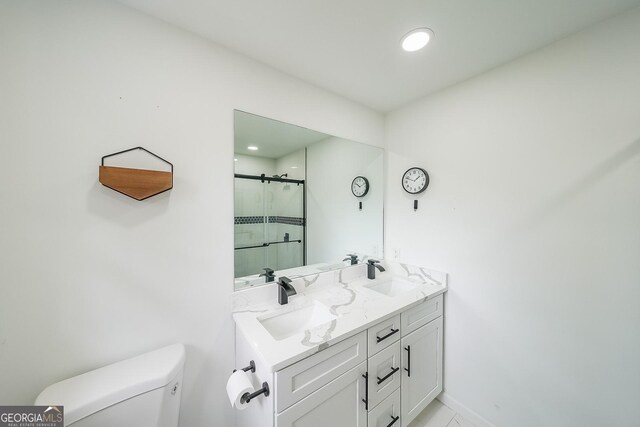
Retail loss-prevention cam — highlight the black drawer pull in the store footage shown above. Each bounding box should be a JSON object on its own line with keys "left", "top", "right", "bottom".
{"left": 362, "top": 372, "right": 368, "bottom": 410}
{"left": 376, "top": 366, "right": 400, "bottom": 385}
{"left": 404, "top": 345, "right": 411, "bottom": 377}
{"left": 387, "top": 415, "right": 400, "bottom": 427}
{"left": 376, "top": 328, "right": 399, "bottom": 343}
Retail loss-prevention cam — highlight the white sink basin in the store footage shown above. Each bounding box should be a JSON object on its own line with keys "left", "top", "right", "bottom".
{"left": 258, "top": 301, "right": 337, "bottom": 341}
{"left": 363, "top": 278, "right": 417, "bottom": 297}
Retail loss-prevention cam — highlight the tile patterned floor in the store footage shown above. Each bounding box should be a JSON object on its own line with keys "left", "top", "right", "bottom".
{"left": 408, "top": 400, "right": 476, "bottom": 427}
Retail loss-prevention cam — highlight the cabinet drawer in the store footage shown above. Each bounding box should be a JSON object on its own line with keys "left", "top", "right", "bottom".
{"left": 368, "top": 388, "right": 400, "bottom": 427}
{"left": 401, "top": 295, "right": 443, "bottom": 337}
{"left": 367, "top": 341, "right": 401, "bottom": 410}
{"left": 276, "top": 361, "right": 367, "bottom": 427}
{"left": 275, "top": 331, "right": 367, "bottom": 413}
{"left": 367, "top": 314, "right": 401, "bottom": 356}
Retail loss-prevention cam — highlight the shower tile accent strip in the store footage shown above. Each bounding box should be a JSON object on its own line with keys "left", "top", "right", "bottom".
{"left": 234, "top": 216, "right": 305, "bottom": 226}
{"left": 234, "top": 216, "right": 265, "bottom": 225}
{"left": 271, "top": 216, "right": 305, "bottom": 226}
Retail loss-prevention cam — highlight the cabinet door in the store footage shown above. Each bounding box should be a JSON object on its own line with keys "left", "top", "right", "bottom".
{"left": 400, "top": 316, "right": 443, "bottom": 427}
{"left": 276, "top": 361, "right": 367, "bottom": 427}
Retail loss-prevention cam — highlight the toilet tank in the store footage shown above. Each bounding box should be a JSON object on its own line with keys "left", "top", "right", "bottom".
{"left": 35, "top": 344, "right": 185, "bottom": 427}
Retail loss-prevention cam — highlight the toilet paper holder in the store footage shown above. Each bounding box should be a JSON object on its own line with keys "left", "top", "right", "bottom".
{"left": 233, "top": 360, "right": 256, "bottom": 374}
{"left": 241, "top": 382, "right": 270, "bottom": 404}
{"left": 233, "top": 360, "right": 270, "bottom": 404}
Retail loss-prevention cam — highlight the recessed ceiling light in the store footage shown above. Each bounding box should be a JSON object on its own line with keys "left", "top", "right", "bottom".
{"left": 234, "top": 158, "right": 238, "bottom": 162}
{"left": 401, "top": 28, "right": 434, "bottom": 52}
{"left": 247, "top": 146, "right": 258, "bottom": 151}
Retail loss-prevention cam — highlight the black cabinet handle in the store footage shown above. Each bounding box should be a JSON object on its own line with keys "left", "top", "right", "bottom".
{"left": 404, "top": 345, "right": 411, "bottom": 377}
{"left": 362, "top": 372, "right": 368, "bottom": 410}
{"left": 376, "top": 366, "right": 400, "bottom": 385}
{"left": 387, "top": 415, "right": 400, "bottom": 427}
{"left": 376, "top": 328, "right": 399, "bottom": 343}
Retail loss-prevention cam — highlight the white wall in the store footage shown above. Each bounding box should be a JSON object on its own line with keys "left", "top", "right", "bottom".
{"left": 233, "top": 154, "right": 276, "bottom": 177}
{"left": 275, "top": 149, "right": 305, "bottom": 181}
{"left": 385, "top": 8, "right": 640, "bottom": 427}
{"left": 0, "top": 1, "right": 384, "bottom": 426}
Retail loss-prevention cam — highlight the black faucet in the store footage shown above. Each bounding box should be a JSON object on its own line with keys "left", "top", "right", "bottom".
{"left": 259, "top": 268, "right": 276, "bottom": 283}
{"left": 343, "top": 254, "right": 359, "bottom": 265}
{"left": 277, "top": 276, "right": 296, "bottom": 305}
{"left": 367, "top": 259, "right": 386, "bottom": 279}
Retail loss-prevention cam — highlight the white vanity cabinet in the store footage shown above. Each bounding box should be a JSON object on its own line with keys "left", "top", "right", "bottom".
{"left": 235, "top": 294, "right": 444, "bottom": 427}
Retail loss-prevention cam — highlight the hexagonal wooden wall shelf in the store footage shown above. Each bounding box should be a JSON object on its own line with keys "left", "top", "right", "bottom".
{"left": 99, "top": 147, "right": 173, "bottom": 201}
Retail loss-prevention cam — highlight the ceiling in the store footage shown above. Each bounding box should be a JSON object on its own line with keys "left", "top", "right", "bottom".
{"left": 234, "top": 111, "right": 329, "bottom": 159}
{"left": 116, "top": 0, "right": 640, "bottom": 112}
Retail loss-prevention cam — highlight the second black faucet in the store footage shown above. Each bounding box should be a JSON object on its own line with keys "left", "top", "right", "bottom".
{"left": 277, "top": 276, "right": 297, "bottom": 304}
{"left": 367, "top": 259, "right": 385, "bottom": 279}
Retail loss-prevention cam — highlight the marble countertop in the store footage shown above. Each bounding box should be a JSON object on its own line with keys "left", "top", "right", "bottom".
{"left": 232, "top": 260, "right": 447, "bottom": 372}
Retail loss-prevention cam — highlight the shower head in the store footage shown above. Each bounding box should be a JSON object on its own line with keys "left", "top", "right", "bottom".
{"left": 272, "top": 173, "right": 288, "bottom": 179}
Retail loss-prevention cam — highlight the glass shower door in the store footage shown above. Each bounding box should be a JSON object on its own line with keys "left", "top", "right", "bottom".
{"left": 234, "top": 176, "right": 305, "bottom": 278}
{"left": 267, "top": 180, "right": 305, "bottom": 272}
{"left": 234, "top": 178, "right": 268, "bottom": 278}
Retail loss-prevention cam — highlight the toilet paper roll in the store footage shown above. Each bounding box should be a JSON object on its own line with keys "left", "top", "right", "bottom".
{"left": 226, "top": 370, "right": 254, "bottom": 410}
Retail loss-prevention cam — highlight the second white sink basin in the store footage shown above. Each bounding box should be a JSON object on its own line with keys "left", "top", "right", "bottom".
{"left": 258, "top": 301, "right": 337, "bottom": 341}
{"left": 363, "top": 277, "right": 418, "bottom": 297}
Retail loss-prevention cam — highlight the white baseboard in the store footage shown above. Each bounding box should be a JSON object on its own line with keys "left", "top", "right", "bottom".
{"left": 437, "top": 392, "right": 496, "bottom": 427}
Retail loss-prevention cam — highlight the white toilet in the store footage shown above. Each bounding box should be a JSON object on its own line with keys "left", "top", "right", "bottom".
{"left": 35, "top": 344, "right": 185, "bottom": 427}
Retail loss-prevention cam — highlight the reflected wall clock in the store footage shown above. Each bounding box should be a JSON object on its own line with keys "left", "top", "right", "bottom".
{"left": 351, "top": 176, "right": 370, "bottom": 197}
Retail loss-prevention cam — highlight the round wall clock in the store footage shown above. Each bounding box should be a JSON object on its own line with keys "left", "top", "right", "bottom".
{"left": 351, "top": 176, "right": 370, "bottom": 197}
{"left": 402, "top": 167, "right": 429, "bottom": 194}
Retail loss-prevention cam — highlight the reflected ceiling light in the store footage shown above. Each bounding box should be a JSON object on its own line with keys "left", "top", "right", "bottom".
{"left": 234, "top": 158, "right": 238, "bottom": 162}
{"left": 401, "top": 28, "right": 434, "bottom": 52}
{"left": 291, "top": 166, "right": 298, "bottom": 169}
{"left": 247, "top": 146, "right": 258, "bottom": 151}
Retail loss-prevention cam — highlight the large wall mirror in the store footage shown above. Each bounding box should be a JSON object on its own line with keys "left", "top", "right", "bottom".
{"left": 234, "top": 110, "right": 384, "bottom": 290}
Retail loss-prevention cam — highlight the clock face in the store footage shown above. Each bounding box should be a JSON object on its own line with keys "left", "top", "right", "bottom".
{"left": 351, "top": 176, "right": 369, "bottom": 197}
{"left": 402, "top": 167, "right": 429, "bottom": 194}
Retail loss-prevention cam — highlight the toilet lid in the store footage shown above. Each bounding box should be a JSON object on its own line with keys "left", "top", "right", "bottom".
{"left": 35, "top": 344, "right": 185, "bottom": 425}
